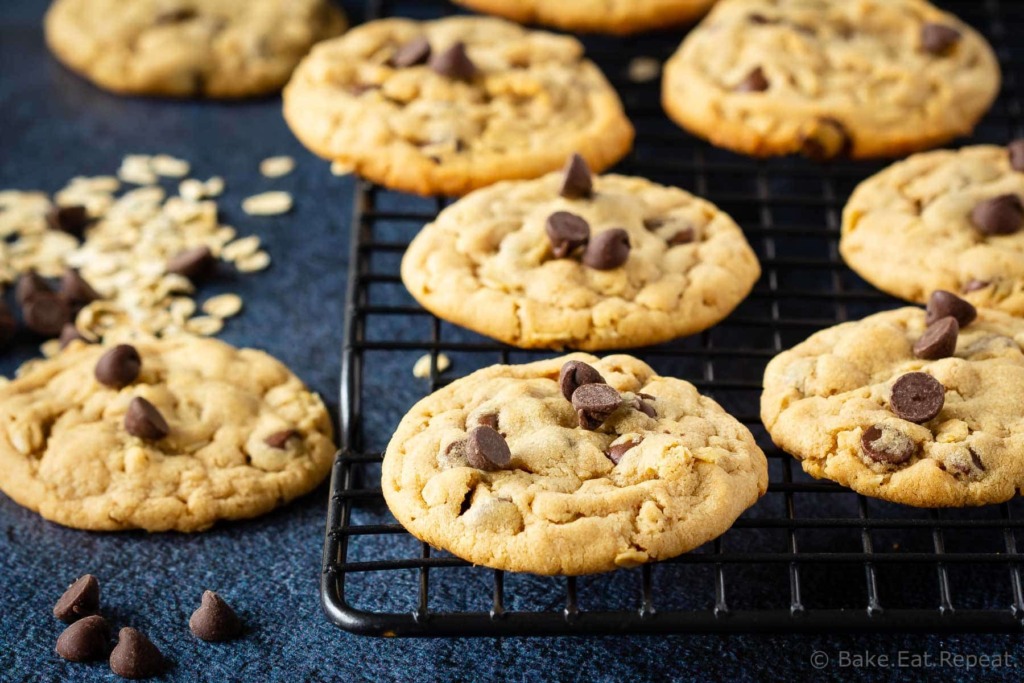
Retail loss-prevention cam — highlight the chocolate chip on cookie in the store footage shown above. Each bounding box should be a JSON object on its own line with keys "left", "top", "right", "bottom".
{"left": 390, "top": 36, "right": 431, "bottom": 68}
{"left": 890, "top": 372, "right": 945, "bottom": 424}
{"left": 962, "top": 279, "right": 991, "bottom": 293}
{"left": 465, "top": 426, "right": 511, "bottom": 471}
{"left": 109, "top": 627, "right": 165, "bottom": 680}
{"left": 636, "top": 398, "right": 657, "bottom": 418}
{"left": 925, "top": 290, "right": 977, "bottom": 327}
{"left": 476, "top": 413, "right": 499, "bottom": 431}
{"left": 46, "top": 204, "right": 90, "bottom": 238}
{"left": 59, "top": 323, "right": 88, "bottom": 349}
{"left": 0, "top": 300, "right": 15, "bottom": 348}
{"left": 60, "top": 268, "right": 100, "bottom": 307}
{"left": 799, "top": 118, "right": 850, "bottom": 161}
{"left": 667, "top": 227, "right": 695, "bottom": 246}
{"left": 264, "top": 429, "right": 298, "bottom": 449}
{"left": 970, "top": 194, "right": 1023, "bottom": 236}
{"left": 189, "top": 591, "right": 243, "bottom": 642}
{"left": 56, "top": 615, "right": 110, "bottom": 663}
{"left": 861, "top": 425, "right": 918, "bottom": 465}
{"left": 607, "top": 437, "right": 641, "bottom": 464}
{"left": 1010, "top": 139, "right": 1024, "bottom": 172}
{"left": 546, "top": 211, "right": 590, "bottom": 258}
{"left": 735, "top": 66, "right": 769, "bottom": 92}
{"left": 558, "top": 360, "right": 605, "bottom": 401}
{"left": 559, "top": 153, "right": 593, "bottom": 200}
{"left": 154, "top": 7, "right": 198, "bottom": 24}
{"left": 125, "top": 397, "right": 170, "bottom": 441}
{"left": 54, "top": 574, "right": 100, "bottom": 623}
{"left": 572, "top": 383, "right": 621, "bottom": 430}
{"left": 920, "top": 23, "right": 962, "bottom": 56}
{"left": 22, "top": 292, "right": 71, "bottom": 337}
{"left": 582, "top": 229, "right": 630, "bottom": 270}
{"left": 913, "top": 316, "right": 959, "bottom": 360}
{"left": 16, "top": 270, "right": 52, "bottom": 305}
{"left": 429, "top": 41, "right": 477, "bottom": 81}
{"left": 167, "top": 246, "right": 217, "bottom": 281}
{"left": 95, "top": 344, "right": 142, "bottom": 389}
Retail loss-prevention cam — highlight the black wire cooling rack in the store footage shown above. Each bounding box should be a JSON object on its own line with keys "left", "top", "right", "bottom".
{"left": 322, "top": 0, "right": 1024, "bottom": 636}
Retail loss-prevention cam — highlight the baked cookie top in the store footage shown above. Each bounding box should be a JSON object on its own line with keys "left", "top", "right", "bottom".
{"left": 450, "top": 0, "right": 716, "bottom": 35}
{"left": 400, "top": 159, "right": 761, "bottom": 349}
{"left": 44, "top": 0, "right": 347, "bottom": 98}
{"left": 762, "top": 304, "right": 1024, "bottom": 507}
{"left": 0, "top": 336, "right": 335, "bottom": 531}
{"left": 662, "top": 0, "right": 1000, "bottom": 159}
{"left": 841, "top": 144, "right": 1024, "bottom": 316}
{"left": 382, "top": 354, "right": 768, "bottom": 575}
{"left": 282, "top": 17, "right": 634, "bottom": 196}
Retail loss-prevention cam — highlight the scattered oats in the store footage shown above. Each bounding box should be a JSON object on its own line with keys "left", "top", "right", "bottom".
{"left": 40, "top": 339, "right": 62, "bottom": 358}
{"left": 185, "top": 315, "right": 224, "bottom": 336}
{"left": 260, "top": 156, "right": 296, "bottom": 178}
{"left": 222, "top": 235, "right": 261, "bottom": 262}
{"left": 202, "top": 293, "right": 243, "bottom": 319}
{"left": 151, "top": 154, "right": 191, "bottom": 178}
{"left": 179, "top": 178, "right": 205, "bottom": 202}
{"left": 118, "top": 154, "right": 157, "bottom": 185}
{"left": 204, "top": 176, "right": 225, "bottom": 197}
{"left": 330, "top": 160, "right": 355, "bottom": 176}
{"left": 628, "top": 56, "right": 661, "bottom": 83}
{"left": 236, "top": 250, "right": 271, "bottom": 273}
{"left": 242, "top": 191, "right": 293, "bottom": 216}
{"left": 413, "top": 353, "right": 452, "bottom": 379}
{"left": 169, "top": 297, "right": 197, "bottom": 322}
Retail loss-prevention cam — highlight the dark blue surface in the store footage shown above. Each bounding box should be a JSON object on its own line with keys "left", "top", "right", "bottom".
{"left": 2, "top": 2, "right": 1023, "bottom": 681}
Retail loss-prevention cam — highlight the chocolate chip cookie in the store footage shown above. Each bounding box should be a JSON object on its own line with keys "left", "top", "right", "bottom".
{"left": 662, "top": 0, "right": 1000, "bottom": 159}
{"left": 0, "top": 337, "right": 335, "bottom": 531}
{"left": 45, "top": 0, "right": 347, "bottom": 98}
{"left": 383, "top": 354, "right": 768, "bottom": 575}
{"left": 451, "top": 0, "right": 716, "bottom": 35}
{"left": 282, "top": 17, "right": 634, "bottom": 196}
{"left": 762, "top": 301, "right": 1024, "bottom": 507}
{"left": 400, "top": 157, "right": 761, "bottom": 349}
{"left": 841, "top": 144, "right": 1024, "bottom": 316}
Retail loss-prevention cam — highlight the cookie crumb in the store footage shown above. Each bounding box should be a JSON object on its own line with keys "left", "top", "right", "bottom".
{"left": 260, "top": 156, "right": 295, "bottom": 178}
{"left": 628, "top": 56, "right": 661, "bottom": 83}
{"left": 242, "top": 191, "right": 293, "bottom": 216}
{"left": 413, "top": 353, "right": 451, "bottom": 378}
{"left": 330, "top": 160, "right": 355, "bottom": 176}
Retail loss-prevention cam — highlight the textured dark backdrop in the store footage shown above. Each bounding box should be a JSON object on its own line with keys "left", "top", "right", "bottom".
{"left": 1, "top": 1, "right": 1022, "bottom": 681}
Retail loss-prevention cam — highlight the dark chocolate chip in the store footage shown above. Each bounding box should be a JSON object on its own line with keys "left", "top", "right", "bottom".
{"left": 558, "top": 360, "right": 605, "bottom": 401}
{"left": 95, "top": 344, "right": 141, "bottom": 389}
{"left": 577, "top": 409, "right": 603, "bottom": 431}
{"left": 667, "top": 227, "right": 695, "bottom": 246}
{"left": 54, "top": 574, "right": 100, "bottom": 623}
{"left": 926, "top": 290, "right": 977, "bottom": 327}
{"left": 970, "top": 194, "right": 1023, "bottom": 236}
{"left": 56, "top": 615, "right": 110, "bottom": 663}
{"left": 264, "top": 429, "right": 297, "bottom": 449}
{"left": 963, "top": 279, "right": 990, "bottom": 293}
{"left": 189, "top": 591, "right": 243, "bottom": 642}
{"left": 637, "top": 400, "right": 657, "bottom": 418}
{"left": 22, "top": 292, "right": 71, "bottom": 337}
{"left": 921, "top": 23, "right": 962, "bottom": 55}
{"left": 477, "top": 413, "right": 499, "bottom": 431}
{"left": 390, "top": 36, "right": 431, "bottom": 68}
{"left": 559, "top": 154, "right": 593, "bottom": 200}
{"left": 546, "top": 211, "right": 590, "bottom": 258}
{"left": 46, "top": 205, "right": 89, "bottom": 238}
{"left": 582, "top": 229, "right": 630, "bottom": 270}
{"left": 913, "top": 316, "right": 959, "bottom": 360}
{"left": 465, "top": 426, "right": 511, "bottom": 471}
{"left": 970, "top": 447, "right": 986, "bottom": 471}
{"left": 607, "top": 438, "right": 641, "bottom": 464}
{"left": 155, "top": 7, "right": 197, "bottom": 24}
{"left": 572, "top": 383, "right": 621, "bottom": 431}
{"left": 429, "top": 42, "right": 477, "bottom": 81}
{"left": 125, "top": 397, "right": 170, "bottom": 441}
{"left": 167, "top": 246, "right": 217, "bottom": 281}
{"left": 60, "top": 268, "right": 100, "bottom": 306}
{"left": 59, "top": 323, "right": 88, "bottom": 349}
{"left": 799, "top": 118, "right": 850, "bottom": 161}
{"left": 109, "top": 627, "right": 164, "bottom": 680}
{"left": 861, "top": 425, "right": 918, "bottom": 465}
{"left": 1010, "top": 139, "right": 1024, "bottom": 173}
{"left": 0, "top": 300, "right": 14, "bottom": 348}
{"left": 642, "top": 218, "right": 664, "bottom": 230}
{"left": 736, "top": 66, "right": 769, "bottom": 92}
{"left": 16, "top": 270, "right": 52, "bottom": 305}
{"left": 890, "top": 372, "right": 945, "bottom": 424}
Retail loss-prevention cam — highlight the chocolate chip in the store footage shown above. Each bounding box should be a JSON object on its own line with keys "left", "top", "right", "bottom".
{"left": 970, "top": 194, "right": 1023, "bottom": 236}
{"left": 56, "top": 615, "right": 110, "bottom": 662}
{"left": 546, "top": 211, "right": 590, "bottom": 258}
{"left": 155, "top": 7, "right": 197, "bottom": 24}
{"left": 963, "top": 279, "right": 990, "bottom": 293}
{"left": 559, "top": 153, "right": 593, "bottom": 200}
{"left": 189, "top": 591, "right": 243, "bottom": 642}
{"left": 913, "top": 316, "right": 959, "bottom": 360}
{"left": 429, "top": 42, "right": 477, "bottom": 81}
{"left": 0, "top": 300, "right": 14, "bottom": 348}
{"left": 22, "top": 292, "right": 71, "bottom": 337}
{"left": 748, "top": 13, "right": 773, "bottom": 24}
{"left": 465, "top": 426, "right": 511, "bottom": 471}
{"left": 582, "top": 229, "right": 630, "bottom": 270}
{"left": 736, "top": 66, "right": 769, "bottom": 92}
{"left": 1010, "top": 139, "right": 1024, "bottom": 173}
{"left": 558, "top": 360, "right": 605, "bottom": 401}
{"left": 667, "top": 227, "right": 695, "bottom": 246}
{"left": 607, "top": 438, "right": 641, "bottom": 464}
{"left": 54, "top": 574, "right": 100, "bottom": 623}
{"left": 15, "top": 270, "right": 52, "bottom": 305}
{"left": 59, "top": 323, "right": 88, "bottom": 349}
{"left": 167, "top": 246, "right": 217, "bottom": 281}
{"left": 265, "top": 429, "right": 297, "bottom": 449}
{"left": 60, "top": 268, "right": 100, "bottom": 306}
{"left": 861, "top": 425, "right": 918, "bottom": 465}
{"left": 926, "top": 290, "right": 977, "bottom": 327}
{"left": 799, "top": 118, "right": 850, "bottom": 161}
{"left": 921, "top": 23, "right": 961, "bottom": 55}
{"left": 637, "top": 400, "right": 657, "bottom": 418}
{"left": 643, "top": 218, "right": 664, "bottom": 230}
{"left": 477, "top": 413, "right": 499, "bottom": 431}
{"left": 95, "top": 344, "right": 141, "bottom": 389}
{"left": 46, "top": 204, "right": 89, "bottom": 238}
{"left": 572, "top": 383, "right": 621, "bottom": 430}
{"left": 890, "top": 372, "right": 945, "bottom": 424}
{"left": 125, "top": 397, "right": 170, "bottom": 441}
{"left": 109, "top": 627, "right": 164, "bottom": 680}
{"left": 390, "top": 36, "right": 431, "bottom": 68}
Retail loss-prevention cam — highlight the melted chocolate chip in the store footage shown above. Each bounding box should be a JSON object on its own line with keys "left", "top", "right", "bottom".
{"left": 926, "top": 290, "right": 977, "bottom": 327}
{"left": 920, "top": 23, "right": 962, "bottom": 55}
{"left": 667, "top": 227, "right": 695, "bottom": 246}
{"left": 429, "top": 42, "right": 477, "bottom": 81}
{"left": 913, "top": 316, "right": 959, "bottom": 360}
{"left": 890, "top": 373, "right": 945, "bottom": 424}
{"left": 736, "top": 66, "right": 769, "bottom": 92}
{"left": 637, "top": 400, "right": 657, "bottom": 418}
{"left": 465, "top": 426, "right": 511, "bottom": 471}
{"left": 56, "top": 615, "right": 109, "bottom": 663}
{"left": 390, "top": 36, "right": 431, "bottom": 68}
{"left": 546, "top": 211, "right": 590, "bottom": 258}
{"left": 582, "top": 229, "right": 630, "bottom": 270}
{"left": 970, "top": 194, "right": 1023, "bottom": 236}
{"left": 124, "top": 397, "right": 170, "bottom": 441}
{"left": 559, "top": 154, "right": 593, "bottom": 200}
{"left": 95, "top": 344, "right": 141, "bottom": 389}
{"left": 607, "top": 438, "right": 641, "bottom": 464}
{"left": 861, "top": 425, "right": 918, "bottom": 465}
{"left": 558, "top": 360, "right": 605, "bottom": 401}
{"left": 54, "top": 574, "right": 100, "bottom": 623}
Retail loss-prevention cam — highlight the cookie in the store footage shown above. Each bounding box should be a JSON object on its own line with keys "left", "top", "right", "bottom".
{"left": 400, "top": 158, "right": 761, "bottom": 349}
{"left": 662, "top": 0, "right": 1000, "bottom": 159}
{"left": 282, "top": 17, "right": 634, "bottom": 196}
{"left": 761, "top": 305, "right": 1024, "bottom": 507}
{"left": 451, "top": 0, "right": 716, "bottom": 35}
{"left": 382, "top": 354, "right": 768, "bottom": 575}
{"left": 0, "top": 336, "right": 335, "bottom": 531}
{"left": 841, "top": 144, "right": 1024, "bottom": 316}
{"left": 44, "top": 0, "right": 347, "bottom": 98}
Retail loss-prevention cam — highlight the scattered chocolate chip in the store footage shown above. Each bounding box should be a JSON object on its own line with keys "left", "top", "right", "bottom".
{"left": 607, "top": 438, "right": 641, "bottom": 464}
{"left": 799, "top": 118, "right": 850, "bottom": 161}
{"left": 559, "top": 154, "right": 593, "bottom": 200}
{"left": 736, "top": 66, "right": 769, "bottom": 92}
{"left": 390, "top": 36, "right": 431, "bottom": 68}
{"left": 60, "top": 268, "right": 100, "bottom": 306}
{"left": 477, "top": 413, "right": 499, "bottom": 431}
{"left": 56, "top": 615, "right": 110, "bottom": 662}
{"left": 0, "top": 300, "right": 14, "bottom": 348}
{"left": 572, "top": 383, "right": 621, "bottom": 430}
{"left": 264, "top": 429, "right": 297, "bottom": 449}
{"left": 558, "top": 360, "right": 605, "bottom": 401}
{"left": 54, "top": 574, "right": 100, "bottom": 623}
{"left": 59, "top": 323, "right": 88, "bottom": 349}
{"left": 109, "top": 627, "right": 164, "bottom": 680}
{"left": 920, "top": 23, "right": 962, "bottom": 55}
{"left": 189, "top": 591, "right": 243, "bottom": 642}
{"left": 95, "top": 344, "right": 141, "bottom": 389}
{"left": 22, "top": 292, "right": 71, "bottom": 337}
{"left": 46, "top": 204, "right": 89, "bottom": 238}
{"left": 667, "top": 227, "right": 695, "bottom": 246}
{"left": 1010, "top": 139, "right": 1024, "bottom": 173}
{"left": 429, "top": 41, "right": 477, "bottom": 80}
{"left": 970, "top": 194, "right": 1023, "bottom": 236}
{"left": 890, "top": 372, "right": 945, "bottom": 424}
{"left": 465, "top": 426, "right": 511, "bottom": 471}
{"left": 582, "top": 229, "right": 630, "bottom": 270}
{"left": 963, "top": 279, "right": 990, "bottom": 293}
{"left": 637, "top": 400, "right": 657, "bottom": 418}
{"left": 167, "top": 246, "right": 217, "bottom": 281}
{"left": 546, "top": 211, "right": 590, "bottom": 258}
{"left": 861, "top": 425, "right": 918, "bottom": 465}
{"left": 15, "top": 270, "right": 52, "bottom": 305}
{"left": 125, "top": 397, "right": 170, "bottom": 441}
{"left": 913, "top": 316, "right": 959, "bottom": 360}
{"left": 926, "top": 290, "right": 977, "bottom": 327}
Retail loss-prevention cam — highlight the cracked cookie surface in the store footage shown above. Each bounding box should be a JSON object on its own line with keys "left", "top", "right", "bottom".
{"left": 0, "top": 336, "right": 336, "bottom": 531}
{"left": 451, "top": 0, "right": 716, "bottom": 35}
{"left": 282, "top": 17, "right": 634, "bottom": 196}
{"left": 662, "top": 0, "right": 1000, "bottom": 159}
{"left": 761, "top": 307, "right": 1024, "bottom": 507}
{"left": 841, "top": 145, "right": 1024, "bottom": 316}
{"left": 45, "top": 0, "right": 347, "bottom": 98}
{"left": 382, "top": 354, "right": 768, "bottom": 575}
{"left": 400, "top": 171, "right": 760, "bottom": 349}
